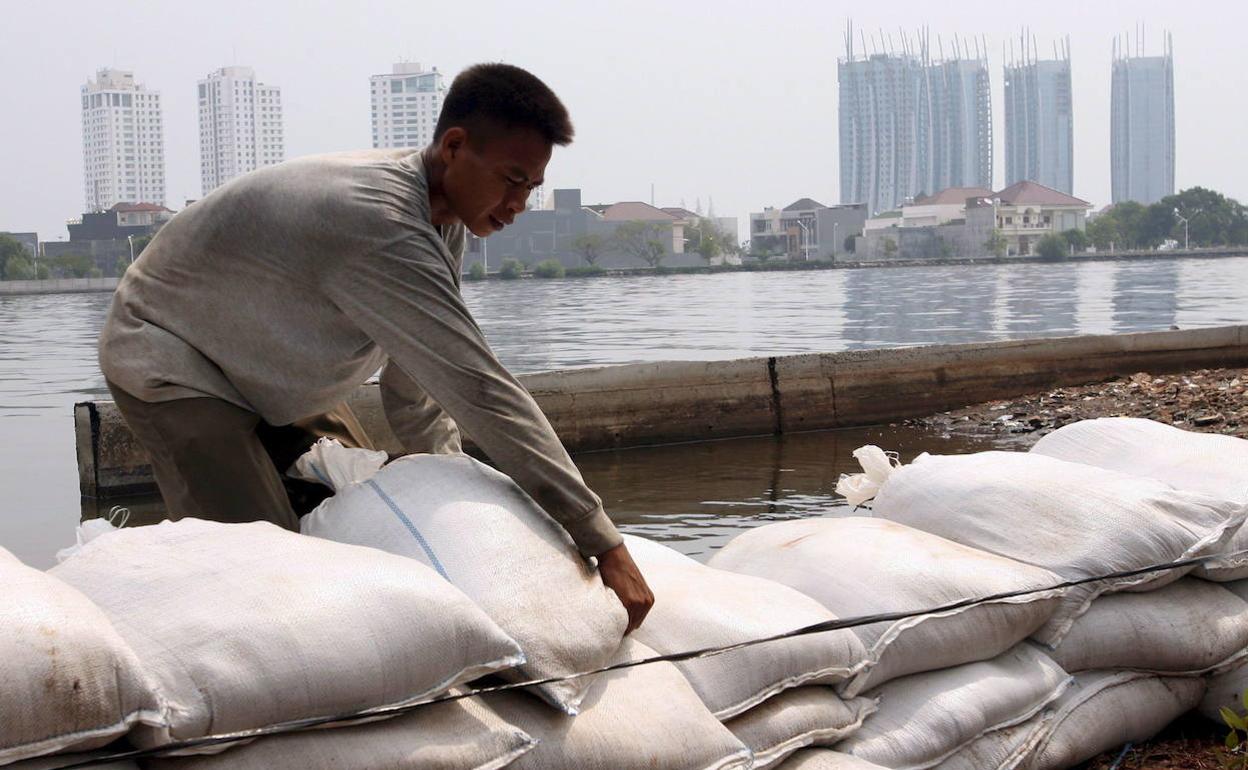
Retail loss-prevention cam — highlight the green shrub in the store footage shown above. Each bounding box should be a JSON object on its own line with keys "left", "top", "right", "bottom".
{"left": 1035, "top": 234, "right": 1067, "bottom": 261}
{"left": 466, "top": 262, "right": 486, "bottom": 281}
{"left": 566, "top": 264, "right": 606, "bottom": 277}
{"left": 499, "top": 259, "right": 524, "bottom": 279}
{"left": 533, "top": 259, "right": 566, "bottom": 278}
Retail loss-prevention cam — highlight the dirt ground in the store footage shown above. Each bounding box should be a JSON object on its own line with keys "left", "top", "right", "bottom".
{"left": 910, "top": 366, "right": 1248, "bottom": 448}
{"left": 911, "top": 367, "right": 1248, "bottom": 769}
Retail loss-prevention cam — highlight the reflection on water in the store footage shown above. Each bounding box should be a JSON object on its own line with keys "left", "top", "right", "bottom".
{"left": 577, "top": 426, "right": 1006, "bottom": 560}
{"left": 3, "top": 256, "right": 1247, "bottom": 567}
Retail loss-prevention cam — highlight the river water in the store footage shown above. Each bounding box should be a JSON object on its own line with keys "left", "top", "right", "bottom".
{"left": 3, "top": 256, "right": 1245, "bottom": 568}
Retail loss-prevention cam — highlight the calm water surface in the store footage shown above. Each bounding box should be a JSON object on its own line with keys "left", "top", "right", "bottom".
{"left": 3, "top": 257, "right": 1245, "bottom": 567}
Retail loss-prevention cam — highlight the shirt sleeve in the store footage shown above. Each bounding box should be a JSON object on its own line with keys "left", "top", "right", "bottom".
{"left": 323, "top": 227, "right": 623, "bottom": 557}
{"left": 379, "top": 358, "right": 463, "bottom": 455}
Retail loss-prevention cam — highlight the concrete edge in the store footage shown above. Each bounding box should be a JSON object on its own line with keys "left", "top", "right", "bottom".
{"left": 77, "top": 325, "right": 1248, "bottom": 499}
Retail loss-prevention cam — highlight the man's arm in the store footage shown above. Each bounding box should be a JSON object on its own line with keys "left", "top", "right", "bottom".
{"left": 379, "top": 359, "right": 463, "bottom": 455}
{"left": 324, "top": 227, "right": 620, "bottom": 556}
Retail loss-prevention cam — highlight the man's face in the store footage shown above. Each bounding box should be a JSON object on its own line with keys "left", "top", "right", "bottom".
{"left": 439, "top": 126, "right": 552, "bottom": 237}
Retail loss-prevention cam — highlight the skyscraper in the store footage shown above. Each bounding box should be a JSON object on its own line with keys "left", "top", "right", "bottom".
{"left": 370, "top": 63, "right": 446, "bottom": 150}
{"left": 925, "top": 50, "right": 993, "bottom": 193}
{"left": 81, "top": 68, "right": 166, "bottom": 211}
{"left": 1003, "top": 35, "right": 1074, "bottom": 194}
{"left": 838, "top": 25, "right": 992, "bottom": 214}
{"left": 197, "top": 66, "right": 285, "bottom": 195}
{"left": 1111, "top": 33, "right": 1175, "bottom": 204}
{"left": 838, "top": 36, "right": 924, "bottom": 215}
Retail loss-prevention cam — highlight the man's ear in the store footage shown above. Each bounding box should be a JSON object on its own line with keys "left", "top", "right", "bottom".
{"left": 438, "top": 127, "right": 467, "bottom": 164}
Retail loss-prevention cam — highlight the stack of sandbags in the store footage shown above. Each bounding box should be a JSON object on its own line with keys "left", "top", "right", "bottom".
{"left": 1199, "top": 579, "right": 1248, "bottom": 721}
{"left": 707, "top": 518, "right": 1064, "bottom": 695}
{"left": 835, "top": 645, "right": 1070, "bottom": 770}
{"left": 0, "top": 546, "right": 164, "bottom": 766}
{"left": 724, "top": 688, "right": 876, "bottom": 769}
{"left": 838, "top": 447, "right": 1246, "bottom": 646}
{"left": 1032, "top": 417, "right": 1248, "bottom": 579}
{"left": 1047, "top": 578, "right": 1248, "bottom": 675}
{"left": 622, "top": 535, "right": 870, "bottom": 719}
{"left": 299, "top": 444, "right": 628, "bottom": 713}
{"left": 1029, "top": 671, "right": 1206, "bottom": 770}
{"left": 142, "top": 697, "right": 536, "bottom": 770}
{"left": 48, "top": 519, "right": 524, "bottom": 757}
{"left": 481, "top": 639, "right": 754, "bottom": 770}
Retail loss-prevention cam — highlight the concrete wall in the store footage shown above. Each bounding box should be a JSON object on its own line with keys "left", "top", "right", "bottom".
{"left": 76, "top": 325, "right": 1248, "bottom": 498}
{"left": 0, "top": 277, "right": 120, "bottom": 296}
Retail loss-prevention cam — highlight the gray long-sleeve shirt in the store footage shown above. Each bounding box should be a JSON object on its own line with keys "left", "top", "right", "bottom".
{"left": 99, "top": 148, "right": 621, "bottom": 557}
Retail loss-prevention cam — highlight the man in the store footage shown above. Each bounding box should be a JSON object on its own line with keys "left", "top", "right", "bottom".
{"left": 98, "top": 63, "right": 654, "bottom": 632}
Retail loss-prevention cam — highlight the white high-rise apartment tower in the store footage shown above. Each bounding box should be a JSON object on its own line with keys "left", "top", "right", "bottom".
{"left": 1111, "top": 33, "right": 1175, "bottom": 204}
{"left": 81, "top": 68, "right": 166, "bottom": 211}
{"left": 1004, "top": 34, "right": 1074, "bottom": 194}
{"left": 198, "top": 66, "right": 285, "bottom": 195}
{"left": 370, "top": 63, "right": 447, "bottom": 149}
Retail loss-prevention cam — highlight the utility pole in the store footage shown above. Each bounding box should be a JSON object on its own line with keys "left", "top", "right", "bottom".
{"left": 1173, "top": 209, "right": 1189, "bottom": 251}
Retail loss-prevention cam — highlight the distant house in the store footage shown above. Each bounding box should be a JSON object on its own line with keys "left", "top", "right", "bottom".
{"left": 857, "top": 181, "right": 1091, "bottom": 260}
{"left": 464, "top": 189, "right": 716, "bottom": 271}
{"left": 749, "top": 199, "right": 868, "bottom": 260}
{"left": 44, "top": 202, "right": 176, "bottom": 274}
{"left": 992, "top": 181, "right": 1091, "bottom": 256}
{"left": 66, "top": 202, "right": 174, "bottom": 242}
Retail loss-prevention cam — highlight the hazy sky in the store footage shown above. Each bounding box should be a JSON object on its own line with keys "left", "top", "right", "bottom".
{"left": 3, "top": 0, "right": 1246, "bottom": 242}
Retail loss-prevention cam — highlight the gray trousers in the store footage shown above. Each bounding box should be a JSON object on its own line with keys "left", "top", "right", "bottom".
{"left": 107, "top": 381, "right": 374, "bottom": 531}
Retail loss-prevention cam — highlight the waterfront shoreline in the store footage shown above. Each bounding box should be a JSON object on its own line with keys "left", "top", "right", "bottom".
{"left": 4, "top": 247, "right": 1245, "bottom": 296}
{"left": 910, "top": 365, "right": 1248, "bottom": 446}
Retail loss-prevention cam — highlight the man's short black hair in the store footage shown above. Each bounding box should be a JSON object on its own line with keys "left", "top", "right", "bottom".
{"left": 433, "top": 63, "right": 574, "bottom": 147}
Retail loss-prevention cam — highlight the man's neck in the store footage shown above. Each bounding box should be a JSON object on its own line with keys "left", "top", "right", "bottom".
{"left": 421, "top": 146, "right": 457, "bottom": 227}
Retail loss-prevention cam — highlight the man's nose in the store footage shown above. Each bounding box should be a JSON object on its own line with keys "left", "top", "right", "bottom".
{"left": 504, "top": 187, "right": 528, "bottom": 216}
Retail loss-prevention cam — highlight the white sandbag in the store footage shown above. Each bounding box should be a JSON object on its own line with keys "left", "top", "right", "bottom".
{"left": 49, "top": 519, "right": 523, "bottom": 752}
{"left": 837, "top": 645, "right": 1071, "bottom": 770}
{"left": 144, "top": 696, "right": 535, "bottom": 770}
{"left": 482, "top": 639, "right": 753, "bottom": 770}
{"left": 708, "top": 518, "right": 1064, "bottom": 696}
{"left": 1048, "top": 578, "right": 1248, "bottom": 674}
{"left": 1030, "top": 671, "right": 1206, "bottom": 770}
{"left": 300, "top": 448, "right": 627, "bottom": 713}
{"left": 724, "top": 688, "right": 876, "bottom": 769}
{"left": 0, "top": 546, "right": 165, "bottom": 766}
{"left": 931, "top": 720, "right": 1046, "bottom": 770}
{"left": 623, "top": 535, "right": 869, "bottom": 720}
{"left": 1199, "top": 656, "right": 1248, "bottom": 724}
{"left": 1032, "top": 417, "right": 1248, "bottom": 580}
{"left": 775, "top": 750, "right": 888, "bottom": 769}
{"left": 841, "top": 448, "right": 1245, "bottom": 646}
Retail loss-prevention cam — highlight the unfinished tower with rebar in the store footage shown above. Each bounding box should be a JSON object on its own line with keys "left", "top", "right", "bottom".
{"left": 1111, "top": 30, "right": 1175, "bottom": 204}
{"left": 1004, "top": 32, "right": 1074, "bottom": 194}
{"left": 838, "top": 23, "right": 993, "bottom": 214}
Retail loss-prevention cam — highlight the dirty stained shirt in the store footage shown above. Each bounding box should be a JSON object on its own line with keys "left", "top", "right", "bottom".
{"left": 98, "top": 148, "right": 621, "bottom": 557}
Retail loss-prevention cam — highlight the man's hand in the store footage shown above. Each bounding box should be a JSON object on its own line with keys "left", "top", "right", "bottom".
{"left": 597, "top": 543, "right": 655, "bottom": 633}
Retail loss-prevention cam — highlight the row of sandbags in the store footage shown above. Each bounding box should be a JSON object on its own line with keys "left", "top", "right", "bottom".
{"left": 7, "top": 417, "right": 1248, "bottom": 769}
{"left": 736, "top": 416, "right": 1248, "bottom": 770}
{"left": 1, "top": 444, "right": 879, "bottom": 769}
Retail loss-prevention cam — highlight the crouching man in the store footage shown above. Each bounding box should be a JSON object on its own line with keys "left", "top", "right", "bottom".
{"left": 98, "top": 63, "right": 654, "bottom": 631}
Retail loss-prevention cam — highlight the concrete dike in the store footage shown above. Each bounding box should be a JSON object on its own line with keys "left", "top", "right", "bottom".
{"left": 76, "top": 324, "right": 1248, "bottom": 498}
{"left": 0, "top": 277, "right": 120, "bottom": 296}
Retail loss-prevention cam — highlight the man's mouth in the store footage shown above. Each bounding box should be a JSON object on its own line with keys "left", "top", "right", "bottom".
{"left": 488, "top": 215, "right": 505, "bottom": 231}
